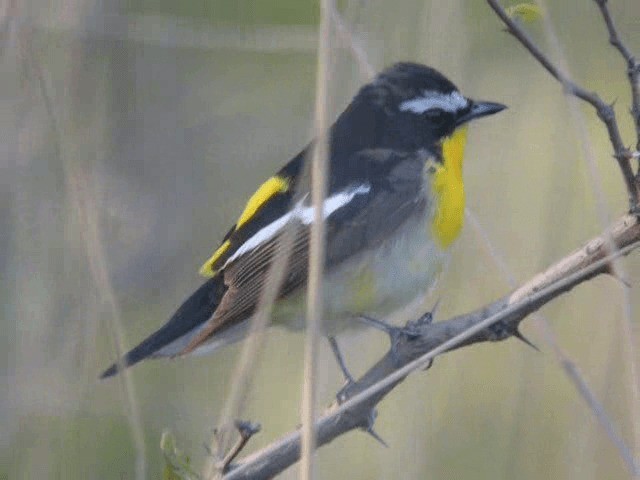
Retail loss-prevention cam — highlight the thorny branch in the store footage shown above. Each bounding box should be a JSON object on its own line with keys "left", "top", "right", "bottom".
{"left": 594, "top": 0, "right": 640, "bottom": 153}
{"left": 220, "top": 215, "right": 640, "bottom": 479}
{"left": 487, "top": 0, "right": 640, "bottom": 211}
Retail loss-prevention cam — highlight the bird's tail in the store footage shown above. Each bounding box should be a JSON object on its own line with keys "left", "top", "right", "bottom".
{"left": 100, "top": 276, "right": 226, "bottom": 379}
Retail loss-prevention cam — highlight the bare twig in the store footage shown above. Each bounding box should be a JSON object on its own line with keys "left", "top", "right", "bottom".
{"left": 222, "top": 215, "right": 640, "bottom": 479}
{"left": 486, "top": 0, "right": 639, "bottom": 210}
{"left": 594, "top": 0, "right": 640, "bottom": 152}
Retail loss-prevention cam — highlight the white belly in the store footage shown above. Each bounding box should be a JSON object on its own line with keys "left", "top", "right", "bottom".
{"left": 272, "top": 207, "right": 447, "bottom": 334}
{"left": 184, "top": 212, "right": 446, "bottom": 359}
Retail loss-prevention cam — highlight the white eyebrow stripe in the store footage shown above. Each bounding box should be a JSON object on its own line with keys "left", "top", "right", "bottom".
{"left": 223, "top": 183, "right": 372, "bottom": 267}
{"left": 399, "top": 90, "right": 468, "bottom": 114}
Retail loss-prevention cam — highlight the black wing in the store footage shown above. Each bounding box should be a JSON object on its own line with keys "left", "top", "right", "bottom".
{"left": 181, "top": 148, "right": 429, "bottom": 353}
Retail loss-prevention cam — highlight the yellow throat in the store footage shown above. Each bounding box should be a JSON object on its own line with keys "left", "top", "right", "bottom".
{"left": 431, "top": 125, "right": 468, "bottom": 248}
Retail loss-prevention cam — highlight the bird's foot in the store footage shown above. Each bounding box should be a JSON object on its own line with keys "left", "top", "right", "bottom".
{"left": 328, "top": 336, "right": 357, "bottom": 404}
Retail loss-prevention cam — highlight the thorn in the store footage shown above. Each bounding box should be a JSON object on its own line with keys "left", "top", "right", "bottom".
{"left": 354, "top": 314, "right": 397, "bottom": 335}
{"left": 365, "top": 426, "right": 389, "bottom": 448}
{"left": 356, "top": 312, "right": 438, "bottom": 369}
{"left": 356, "top": 314, "right": 428, "bottom": 340}
{"left": 602, "top": 262, "right": 632, "bottom": 288}
{"left": 421, "top": 358, "right": 434, "bottom": 372}
{"left": 354, "top": 315, "right": 408, "bottom": 365}
{"left": 354, "top": 311, "right": 438, "bottom": 368}
{"left": 363, "top": 408, "right": 388, "bottom": 448}
{"left": 622, "top": 146, "right": 637, "bottom": 161}
{"left": 513, "top": 328, "right": 540, "bottom": 352}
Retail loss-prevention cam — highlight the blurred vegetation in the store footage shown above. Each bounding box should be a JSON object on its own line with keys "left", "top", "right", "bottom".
{"left": 128, "top": 0, "right": 319, "bottom": 25}
{"left": 2, "top": 0, "right": 640, "bottom": 479}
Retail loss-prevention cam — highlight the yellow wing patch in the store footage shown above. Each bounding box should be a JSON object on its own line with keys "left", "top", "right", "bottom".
{"left": 199, "top": 239, "right": 231, "bottom": 277}
{"left": 431, "top": 126, "right": 468, "bottom": 248}
{"left": 236, "top": 176, "right": 289, "bottom": 228}
{"left": 198, "top": 175, "right": 290, "bottom": 277}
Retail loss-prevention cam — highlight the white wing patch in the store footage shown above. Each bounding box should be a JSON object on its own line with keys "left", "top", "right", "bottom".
{"left": 223, "top": 184, "right": 372, "bottom": 267}
{"left": 399, "top": 90, "right": 468, "bottom": 114}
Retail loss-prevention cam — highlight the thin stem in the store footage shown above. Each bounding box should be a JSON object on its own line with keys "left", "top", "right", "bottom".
{"left": 20, "top": 26, "right": 149, "bottom": 478}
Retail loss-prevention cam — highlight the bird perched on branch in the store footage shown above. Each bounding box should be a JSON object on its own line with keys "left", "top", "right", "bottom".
{"left": 101, "top": 62, "right": 506, "bottom": 378}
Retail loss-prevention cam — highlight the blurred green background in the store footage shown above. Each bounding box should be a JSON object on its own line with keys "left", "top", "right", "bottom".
{"left": 2, "top": 0, "right": 640, "bottom": 478}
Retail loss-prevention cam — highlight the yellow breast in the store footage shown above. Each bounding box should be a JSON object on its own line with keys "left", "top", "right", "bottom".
{"left": 431, "top": 126, "right": 468, "bottom": 248}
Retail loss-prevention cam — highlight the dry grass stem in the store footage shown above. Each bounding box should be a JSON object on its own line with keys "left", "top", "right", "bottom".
{"left": 19, "top": 27, "right": 149, "bottom": 478}
{"left": 300, "top": 1, "right": 334, "bottom": 478}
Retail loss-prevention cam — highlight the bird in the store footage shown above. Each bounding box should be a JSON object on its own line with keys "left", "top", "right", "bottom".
{"left": 100, "top": 62, "right": 506, "bottom": 379}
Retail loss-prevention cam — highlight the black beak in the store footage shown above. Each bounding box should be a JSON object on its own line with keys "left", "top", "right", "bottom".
{"left": 455, "top": 100, "right": 506, "bottom": 127}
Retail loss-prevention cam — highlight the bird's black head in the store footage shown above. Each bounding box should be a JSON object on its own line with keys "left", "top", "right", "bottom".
{"left": 334, "top": 62, "right": 506, "bottom": 153}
